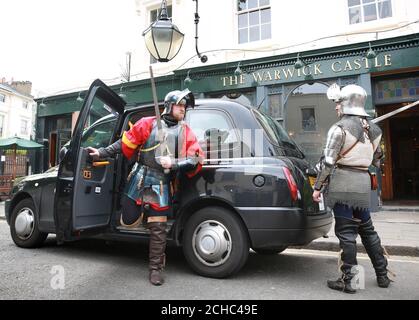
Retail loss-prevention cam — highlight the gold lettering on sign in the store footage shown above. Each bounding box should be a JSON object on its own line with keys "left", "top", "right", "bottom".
{"left": 252, "top": 72, "right": 264, "bottom": 82}
{"left": 384, "top": 54, "right": 392, "bottom": 66}
{"left": 230, "top": 76, "right": 238, "bottom": 86}
{"left": 332, "top": 61, "right": 342, "bottom": 72}
{"left": 344, "top": 60, "right": 353, "bottom": 71}
{"left": 363, "top": 57, "right": 370, "bottom": 69}
{"left": 282, "top": 68, "right": 294, "bottom": 79}
{"left": 222, "top": 76, "right": 228, "bottom": 87}
{"left": 264, "top": 71, "right": 273, "bottom": 81}
{"left": 221, "top": 53, "right": 394, "bottom": 86}
{"left": 314, "top": 64, "right": 323, "bottom": 75}
{"left": 374, "top": 57, "right": 382, "bottom": 68}
{"left": 353, "top": 58, "right": 362, "bottom": 70}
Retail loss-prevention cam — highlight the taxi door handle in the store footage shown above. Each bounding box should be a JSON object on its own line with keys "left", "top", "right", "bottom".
{"left": 92, "top": 161, "right": 110, "bottom": 167}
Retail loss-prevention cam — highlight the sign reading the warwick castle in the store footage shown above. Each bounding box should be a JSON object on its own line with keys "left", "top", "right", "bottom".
{"left": 221, "top": 54, "right": 393, "bottom": 87}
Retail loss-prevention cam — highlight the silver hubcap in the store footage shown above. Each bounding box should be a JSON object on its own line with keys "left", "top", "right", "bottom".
{"left": 15, "top": 208, "right": 35, "bottom": 240}
{"left": 192, "top": 220, "right": 232, "bottom": 267}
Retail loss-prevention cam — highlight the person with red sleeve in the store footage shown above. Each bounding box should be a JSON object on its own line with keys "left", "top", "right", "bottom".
{"left": 87, "top": 89, "right": 203, "bottom": 285}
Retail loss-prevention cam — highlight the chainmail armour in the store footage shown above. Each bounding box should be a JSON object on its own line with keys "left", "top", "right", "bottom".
{"left": 314, "top": 115, "right": 383, "bottom": 210}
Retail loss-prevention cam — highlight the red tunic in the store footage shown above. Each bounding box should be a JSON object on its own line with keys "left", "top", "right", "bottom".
{"left": 121, "top": 116, "right": 203, "bottom": 177}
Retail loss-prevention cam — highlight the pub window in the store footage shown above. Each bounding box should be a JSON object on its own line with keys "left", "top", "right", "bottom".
{"left": 0, "top": 93, "right": 5, "bottom": 103}
{"left": 348, "top": 0, "right": 392, "bottom": 25}
{"left": 238, "top": 0, "right": 271, "bottom": 44}
{"left": 149, "top": 4, "right": 172, "bottom": 64}
{"left": 375, "top": 77, "right": 419, "bottom": 104}
{"left": 301, "top": 107, "right": 316, "bottom": 132}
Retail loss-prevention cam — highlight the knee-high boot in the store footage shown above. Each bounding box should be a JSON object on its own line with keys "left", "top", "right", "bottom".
{"left": 327, "top": 216, "right": 360, "bottom": 294}
{"left": 148, "top": 222, "right": 167, "bottom": 286}
{"left": 359, "top": 219, "right": 391, "bottom": 288}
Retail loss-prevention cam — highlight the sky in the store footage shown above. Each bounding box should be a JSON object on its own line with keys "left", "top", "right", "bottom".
{"left": 0, "top": 0, "right": 140, "bottom": 97}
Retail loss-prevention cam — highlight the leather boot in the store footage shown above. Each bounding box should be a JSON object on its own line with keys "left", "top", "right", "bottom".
{"left": 327, "top": 217, "right": 360, "bottom": 294}
{"left": 359, "top": 219, "right": 391, "bottom": 288}
{"left": 148, "top": 222, "right": 167, "bottom": 286}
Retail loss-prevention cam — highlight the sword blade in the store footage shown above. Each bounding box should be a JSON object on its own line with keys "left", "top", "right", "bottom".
{"left": 372, "top": 100, "right": 419, "bottom": 123}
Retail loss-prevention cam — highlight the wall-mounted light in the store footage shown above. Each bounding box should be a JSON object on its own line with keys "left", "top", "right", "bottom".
{"left": 234, "top": 62, "right": 242, "bottom": 76}
{"left": 184, "top": 70, "right": 192, "bottom": 86}
{"left": 118, "top": 86, "right": 127, "bottom": 99}
{"left": 366, "top": 42, "right": 377, "bottom": 59}
{"left": 294, "top": 53, "right": 305, "bottom": 70}
{"left": 39, "top": 98, "right": 46, "bottom": 108}
{"left": 142, "top": 0, "right": 184, "bottom": 62}
{"left": 304, "top": 74, "right": 315, "bottom": 85}
{"left": 76, "top": 92, "right": 84, "bottom": 102}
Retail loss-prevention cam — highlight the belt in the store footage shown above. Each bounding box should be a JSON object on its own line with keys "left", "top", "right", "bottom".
{"left": 336, "top": 164, "right": 369, "bottom": 172}
{"left": 139, "top": 164, "right": 167, "bottom": 181}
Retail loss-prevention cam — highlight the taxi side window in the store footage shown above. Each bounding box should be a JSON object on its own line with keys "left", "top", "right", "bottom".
{"left": 186, "top": 109, "right": 247, "bottom": 159}
{"left": 80, "top": 119, "right": 117, "bottom": 148}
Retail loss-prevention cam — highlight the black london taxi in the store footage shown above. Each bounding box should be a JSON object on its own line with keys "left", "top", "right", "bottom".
{"left": 5, "top": 79, "right": 332, "bottom": 278}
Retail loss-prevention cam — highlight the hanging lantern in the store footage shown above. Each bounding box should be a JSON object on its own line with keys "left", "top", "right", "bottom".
{"left": 142, "top": 0, "right": 184, "bottom": 62}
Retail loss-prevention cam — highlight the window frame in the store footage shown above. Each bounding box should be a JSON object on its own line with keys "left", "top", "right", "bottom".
{"left": 0, "top": 93, "right": 6, "bottom": 103}
{"left": 0, "top": 114, "right": 4, "bottom": 137}
{"left": 347, "top": 0, "right": 393, "bottom": 25}
{"left": 20, "top": 119, "right": 29, "bottom": 135}
{"left": 237, "top": 0, "right": 271, "bottom": 44}
{"left": 300, "top": 106, "right": 317, "bottom": 132}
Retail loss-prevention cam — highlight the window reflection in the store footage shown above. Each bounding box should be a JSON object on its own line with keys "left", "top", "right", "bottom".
{"left": 285, "top": 83, "right": 336, "bottom": 166}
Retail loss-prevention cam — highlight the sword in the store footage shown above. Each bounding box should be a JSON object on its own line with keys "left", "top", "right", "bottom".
{"left": 372, "top": 100, "right": 419, "bottom": 123}
{"left": 149, "top": 65, "right": 170, "bottom": 174}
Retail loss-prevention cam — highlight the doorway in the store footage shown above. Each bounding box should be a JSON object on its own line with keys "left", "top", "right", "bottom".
{"left": 379, "top": 103, "right": 419, "bottom": 203}
{"left": 390, "top": 115, "right": 419, "bottom": 200}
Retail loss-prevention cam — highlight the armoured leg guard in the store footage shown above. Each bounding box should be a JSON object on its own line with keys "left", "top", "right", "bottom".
{"left": 147, "top": 222, "right": 167, "bottom": 286}
{"left": 359, "top": 219, "right": 391, "bottom": 288}
{"left": 120, "top": 195, "right": 143, "bottom": 228}
{"left": 327, "top": 216, "right": 360, "bottom": 294}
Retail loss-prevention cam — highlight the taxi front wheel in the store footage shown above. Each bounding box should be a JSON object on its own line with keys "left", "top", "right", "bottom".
{"left": 182, "top": 206, "right": 249, "bottom": 278}
{"left": 10, "top": 198, "right": 48, "bottom": 248}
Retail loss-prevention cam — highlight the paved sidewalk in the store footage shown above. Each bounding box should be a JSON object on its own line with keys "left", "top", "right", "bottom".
{"left": 0, "top": 201, "right": 6, "bottom": 221}
{"left": 1, "top": 200, "right": 418, "bottom": 256}
{"left": 296, "top": 211, "right": 419, "bottom": 257}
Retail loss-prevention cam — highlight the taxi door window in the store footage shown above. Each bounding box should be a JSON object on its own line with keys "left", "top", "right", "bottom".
{"left": 80, "top": 118, "right": 117, "bottom": 149}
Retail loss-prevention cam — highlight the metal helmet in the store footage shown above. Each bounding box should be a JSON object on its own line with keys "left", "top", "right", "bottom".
{"left": 162, "top": 88, "right": 195, "bottom": 115}
{"left": 327, "top": 83, "right": 369, "bottom": 117}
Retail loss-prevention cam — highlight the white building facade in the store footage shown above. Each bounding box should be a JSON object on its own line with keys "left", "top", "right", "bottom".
{"left": 0, "top": 82, "right": 35, "bottom": 140}
{"left": 133, "top": 0, "right": 419, "bottom": 79}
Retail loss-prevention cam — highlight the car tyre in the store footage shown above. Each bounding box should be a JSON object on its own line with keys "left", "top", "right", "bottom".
{"left": 182, "top": 206, "right": 249, "bottom": 278}
{"left": 10, "top": 198, "right": 48, "bottom": 248}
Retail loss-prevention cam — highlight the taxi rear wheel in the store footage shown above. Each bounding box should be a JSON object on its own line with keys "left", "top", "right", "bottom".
{"left": 10, "top": 198, "right": 48, "bottom": 248}
{"left": 182, "top": 206, "right": 249, "bottom": 278}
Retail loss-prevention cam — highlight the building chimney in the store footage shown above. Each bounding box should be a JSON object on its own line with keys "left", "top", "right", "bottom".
{"left": 10, "top": 81, "right": 33, "bottom": 96}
